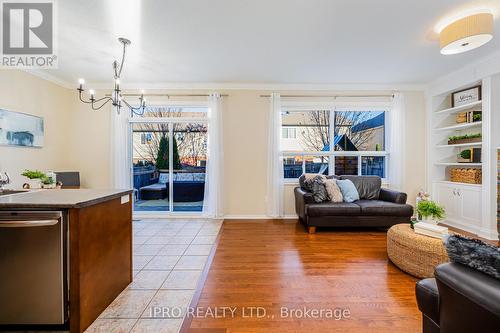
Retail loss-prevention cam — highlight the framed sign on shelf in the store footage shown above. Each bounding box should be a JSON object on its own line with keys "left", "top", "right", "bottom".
{"left": 451, "top": 85, "right": 481, "bottom": 107}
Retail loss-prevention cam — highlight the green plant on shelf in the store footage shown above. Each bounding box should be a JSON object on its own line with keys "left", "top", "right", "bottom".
{"left": 21, "top": 169, "right": 46, "bottom": 179}
{"left": 416, "top": 200, "right": 446, "bottom": 221}
{"left": 448, "top": 133, "right": 482, "bottom": 142}
{"left": 459, "top": 149, "right": 471, "bottom": 160}
{"left": 473, "top": 113, "right": 482, "bottom": 122}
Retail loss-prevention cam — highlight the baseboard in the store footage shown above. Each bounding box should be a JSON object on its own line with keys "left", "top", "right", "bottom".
{"left": 477, "top": 227, "right": 499, "bottom": 241}
{"left": 223, "top": 214, "right": 298, "bottom": 220}
{"left": 441, "top": 219, "right": 484, "bottom": 237}
{"left": 134, "top": 213, "right": 299, "bottom": 220}
{"left": 133, "top": 213, "right": 209, "bottom": 219}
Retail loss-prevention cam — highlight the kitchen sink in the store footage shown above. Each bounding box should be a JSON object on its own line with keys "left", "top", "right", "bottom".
{"left": 0, "top": 190, "right": 29, "bottom": 197}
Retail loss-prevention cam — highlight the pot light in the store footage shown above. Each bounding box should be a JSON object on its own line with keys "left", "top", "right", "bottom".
{"left": 440, "top": 13, "right": 494, "bottom": 55}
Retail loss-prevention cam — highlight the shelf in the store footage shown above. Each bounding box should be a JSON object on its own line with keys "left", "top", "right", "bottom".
{"left": 435, "top": 142, "right": 482, "bottom": 148}
{"left": 435, "top": 101, "right": 482, "bottom": 115}
{"left": 433, "top": 121, "right": 482, "bottom": 131}
{"left": 434, "top": 180, "right": 482, "bottom": 188}
{"left": 434, "top": 162, "right": 482, "bottom": 166}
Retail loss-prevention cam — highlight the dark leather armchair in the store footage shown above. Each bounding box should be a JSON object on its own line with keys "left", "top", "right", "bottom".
{"left": 416, "top": 262, "right": 500, "bottom": 333}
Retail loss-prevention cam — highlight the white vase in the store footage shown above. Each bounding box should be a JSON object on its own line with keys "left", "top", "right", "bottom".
{"left": 423, "top": 218, "right": 439, "bottom": 225}
{"left": 27, "top": 178, "right": 42, "bottom": 189}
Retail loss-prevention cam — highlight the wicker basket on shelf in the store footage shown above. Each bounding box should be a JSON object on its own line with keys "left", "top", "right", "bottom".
{"left": 450, "top": 168, "right": 482, "bottom": 184}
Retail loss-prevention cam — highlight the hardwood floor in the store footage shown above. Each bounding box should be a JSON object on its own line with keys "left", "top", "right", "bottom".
{"left": 184, "top": 220, "right": 422, "bottom": 333}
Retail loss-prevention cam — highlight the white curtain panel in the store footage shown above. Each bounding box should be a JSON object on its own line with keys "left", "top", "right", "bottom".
{"left": 388, "top": 92, "right": 406, "bottom": 191}
{"left": 266, "top": 93, "right": 284, "bottom": 217}
{"left": 203, "top": 93, "right": 224, "bottom": 218}
{"left": 110, "top": 106, "right": 131, "bottom": 189}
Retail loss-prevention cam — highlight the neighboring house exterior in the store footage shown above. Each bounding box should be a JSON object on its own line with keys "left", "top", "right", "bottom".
{"left": 350, "top": 113, "right": 385, "bottom": 151}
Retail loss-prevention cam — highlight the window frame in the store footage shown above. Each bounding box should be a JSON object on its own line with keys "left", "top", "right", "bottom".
{"left": 280, "top": 103, "right": 390, "bottom": 183}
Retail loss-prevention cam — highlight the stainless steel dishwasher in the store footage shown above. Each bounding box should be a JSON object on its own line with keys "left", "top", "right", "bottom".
{"left": 0, "top": 211, "right": 68, "bottom": 325}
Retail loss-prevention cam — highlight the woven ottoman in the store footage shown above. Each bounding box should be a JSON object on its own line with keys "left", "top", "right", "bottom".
{"left": 387, "top": 224, "right": 449, "bottom": 278}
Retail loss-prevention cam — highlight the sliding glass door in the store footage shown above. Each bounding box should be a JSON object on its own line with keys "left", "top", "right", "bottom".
{"left": 132, "top": 122, "right": 170, "bottom": 213}
{"left": 130, "top": 106, "right": 208, "bottom": 215}
{"left": 172, "top": 122, "right": 207, "bottom": 212}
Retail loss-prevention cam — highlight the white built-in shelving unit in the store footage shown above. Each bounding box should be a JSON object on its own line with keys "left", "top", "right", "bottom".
{"left": 427, "top": 77, "right": 499, "bottom": 240}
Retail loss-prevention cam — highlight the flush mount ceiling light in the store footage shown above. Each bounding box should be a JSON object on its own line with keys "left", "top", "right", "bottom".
{"left": 77, "top": 38, "right": 146, "bottom": 115}
{"left": 440, "top": 12, "right": 494, "bottom": 55}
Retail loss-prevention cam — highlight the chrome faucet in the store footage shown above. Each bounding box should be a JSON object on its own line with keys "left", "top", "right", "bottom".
{"left": 0, "top": 172, "right": 10, "bottom": 191}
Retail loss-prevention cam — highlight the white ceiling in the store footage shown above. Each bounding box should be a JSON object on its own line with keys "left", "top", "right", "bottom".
{"left": 41, "top": 0, "right": 500, "bottom": 87}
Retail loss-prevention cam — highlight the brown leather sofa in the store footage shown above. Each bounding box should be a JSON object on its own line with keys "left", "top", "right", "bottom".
{"left": 294, "top": 176, "right": 413, "bottom": 233}
{"left": 416, "top": 262, "right": 500, "bottom": 333}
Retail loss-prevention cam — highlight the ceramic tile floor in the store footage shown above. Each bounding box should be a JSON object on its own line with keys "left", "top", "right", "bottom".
{"left": 84, "top": 218, "right": 222, "bottom": 333}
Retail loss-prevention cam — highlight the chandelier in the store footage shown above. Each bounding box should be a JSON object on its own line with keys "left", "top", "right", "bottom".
{"left": 77, "top": 37, "right": 146, "bottom": 115}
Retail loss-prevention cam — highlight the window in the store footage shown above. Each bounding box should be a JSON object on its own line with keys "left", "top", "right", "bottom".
{"left": 280, "top": 108, "right": 387, "bottom": 179}
{"left": 140, "top": 133, "right": 152, "bottom": 145}
{"left": 282, "top": 127, "right": 297, "bottom": 139}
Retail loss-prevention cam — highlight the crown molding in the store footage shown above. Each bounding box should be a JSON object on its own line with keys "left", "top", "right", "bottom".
{"left": 23, "top": 69, "right": 75, "bottom": 89}
{"left": 90, "top": 81, "right": 425, "bottom": 91}
{"left": 22, "top": 70, "right": 425, "bottom": 92}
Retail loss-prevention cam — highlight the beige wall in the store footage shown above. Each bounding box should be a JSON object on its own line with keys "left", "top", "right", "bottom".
{"left": 403, "top": 91, "right": 427, "bottom": 207}
{"left": 65, "top": 101, "right": 112, "bottom": 189}
{"left": 0, "top": 70, "right": 73, "bottom": 188}
{"left": 0, "top": 71, "right": 426, "bottom": 217}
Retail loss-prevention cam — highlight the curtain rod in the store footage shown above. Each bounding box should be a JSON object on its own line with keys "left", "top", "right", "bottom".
{"left": 106, "top": 93, "right": 229, "bottom": 97}
{"left": 259, "top": 94, "right": 394, "bottom": 98}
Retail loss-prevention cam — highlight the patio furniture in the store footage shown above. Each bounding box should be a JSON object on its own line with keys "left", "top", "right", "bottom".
{"left": 139, "top": 173, "right": 168, "bottom": 200}
{"left": 167, "top": 181, "right": 205, "bottom": 202}
{"left": 138, "top": 172, "right": 206, "bottom": 202}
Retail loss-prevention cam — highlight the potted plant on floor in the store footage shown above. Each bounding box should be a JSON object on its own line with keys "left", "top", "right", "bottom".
{"left": 21, "top": 170, "right": 46, "bottom": 189}
{"left": 416, "top": 200, "right": 445, "bottom": 225}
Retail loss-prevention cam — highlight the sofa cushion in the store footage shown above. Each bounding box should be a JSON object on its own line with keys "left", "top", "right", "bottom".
{"left": 336, "top": 179, "right": 360, "bottom": 203}
{"left": 158, "top": 173, "right": 169, "bottom": 184}
{"left": 355, "top": 199, "right": 413, "bottom": 216}
{"left": 306, "top": 202, "right": 361, "bottom": 217}
{"left": 176, "top": 173, "right": 194, "bottom": 181}
{"left": 340, "top": 175, "right": 381, "bottom": 200}
{"left": 193, "top": 173, "right": 206, "bottom": 181}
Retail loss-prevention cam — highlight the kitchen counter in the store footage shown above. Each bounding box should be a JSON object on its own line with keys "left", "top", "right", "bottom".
{"left": 0, "top": 188, "right": 133, "bottom": 332}
{"left": 0, "top": 189, "right": 132, "bottom": 209}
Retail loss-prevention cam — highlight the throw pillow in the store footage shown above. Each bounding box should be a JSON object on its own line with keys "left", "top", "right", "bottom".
{"left": 310, "top": 176, "right": 329, "bottom": 203}
{"left": 444, "top": 235, "right": 500, "bottom": 280}
{"left": 336, "top": 179, "right": 360, "bottom": 203}
{"left": 340, "top": 175, "right": 381, "bottom": 200}
{"left": 299, "top": 173, "right": 326, "bottom": 192}
{"left": 323, "top": 179, "right": 343, "bottom": 202}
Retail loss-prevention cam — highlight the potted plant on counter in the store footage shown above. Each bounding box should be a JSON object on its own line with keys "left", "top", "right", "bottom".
{"left": 21, "top": 170, "right": 46, "bottom": 189}
{"left": 41, "top": 175, "right": 56, "bottom": 189}
{"left": 416, "top": 200, "right": 445, "bottom": 225}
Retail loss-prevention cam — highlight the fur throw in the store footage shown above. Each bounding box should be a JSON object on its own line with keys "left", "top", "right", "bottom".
{"left": 444, "top": 235, "right": 500, "bottom": 280}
